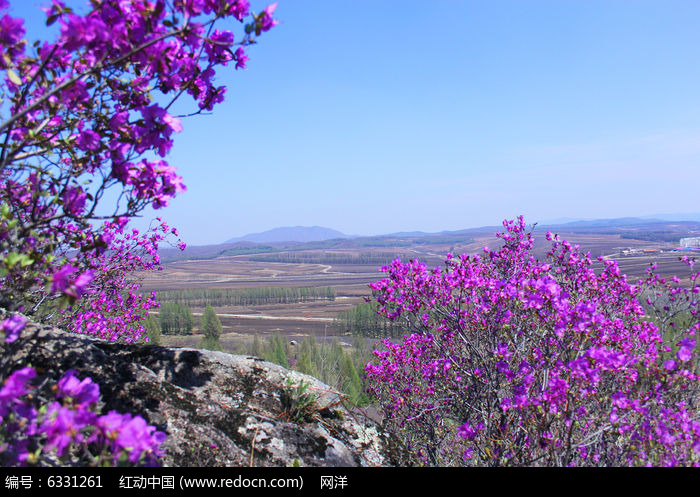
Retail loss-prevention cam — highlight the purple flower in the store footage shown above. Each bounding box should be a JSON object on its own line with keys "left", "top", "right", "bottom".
{"left": 0, "top": 367, "right": 36, "bottom": 399}
{"left": 162, "top": 113, "right": 183, "bottom": 133}
{"left": 228, "top": 0, "right": 249, "bottom": 20}
{"left": 51, "top": 264, "right": 78, "bottom": 294}
{"left": 59, "top": 13, "right": 108, "bottom": 51}
{"left": 109, "top": 111, "right": 129, "bottom": 133}
{"left": 494, "top": 342, "right": 512, "bottom": 360}
{"left": 205, "top": 29, "right": 235, "bottom": 64}
{"left": 97, "top": 410, "right": 128, "bottom": 436}
{"left": 60, "top": 79, "right": 90, "bottom": 106}
{"left": 611, "top": 391, "right": 630, "bottom": 409}
{"left": 140, "top": 105, "right": 183, "bottom": 134}
{"left": 71, "top": 270, "right": 95, "bottom": 298}
{"left": 677, "top": 338, "right": 695, "bottom": 362}
{"left": 234, "top": 47, "right": 248, "bottom": 70}
{"left": 0, "top": 15, "right": 25, "bottom": 46}
{"left": 51, "top": 265, "right": 94, "bottom": 298}
{"left": 41, "top": 403, "right": 95, "bottom": 456}
{"left": 457, "top": 421, "right": 483, "bottom": 440}
{"left": 75, "top": 129, "right": 101, "bottom": 151}
{"left": 62, "top": 186, "right": 87, "bottom": 215}
{"left": 2, "top": 314, "right": 26, "bottom": 343}
{"left": 98, "top": 412, "right": 166, "bottom": 464}
{"left": 0, "top": 367, "right": 36, "bottom": 418}
{"left": 256, "top": 3, "right": 278, "bottom": 32}
{"left": 57, "top": 370, "right": 100, "bottom": 406}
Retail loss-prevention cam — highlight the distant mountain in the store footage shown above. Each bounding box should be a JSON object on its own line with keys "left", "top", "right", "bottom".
{"left": 224, "top": 226, "right": 350, "bottom": 244}
{"left": 539, "top": 213, "right": 700, "bottom": 227}
{"left": 538, "top": 218, "right": 700, "bottom": 231}
{"left": 639, "top": 213, "right": 700, "bottom": 222}
{"left": 542, "top": 217, "right": 665, "bottom": 228}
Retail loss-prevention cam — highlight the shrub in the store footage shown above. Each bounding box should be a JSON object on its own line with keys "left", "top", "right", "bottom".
{"left": 0, "top": 0, "right": 278, "bottom": 466}
{"left": 365, "top": 216, "right": 699, "bottom": 466}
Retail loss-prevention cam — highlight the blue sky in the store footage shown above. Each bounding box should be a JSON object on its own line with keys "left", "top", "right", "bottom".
{"left": 12, "top": 1, "right": 700, "bottom": 245}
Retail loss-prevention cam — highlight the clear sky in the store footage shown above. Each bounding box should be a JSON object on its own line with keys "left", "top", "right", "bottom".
{"left": 11, "top": 0, "right": 700, "bottom": 245}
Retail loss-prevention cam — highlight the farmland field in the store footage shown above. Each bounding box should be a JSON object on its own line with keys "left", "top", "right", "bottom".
{"left": 141, "top": 223, "right": 699, "bottom": 352}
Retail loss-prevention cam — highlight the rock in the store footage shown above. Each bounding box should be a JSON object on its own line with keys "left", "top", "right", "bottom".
{"left": 4, "top": 321, "right": 394, "bottom": 467}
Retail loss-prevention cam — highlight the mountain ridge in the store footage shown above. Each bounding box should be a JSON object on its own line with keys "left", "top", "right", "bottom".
{"left": 222, "top": 213, "right": 700, "bottom": 245}
{"left": 156, "top": 215, "right": 700, "bottom": 263}
{"left": 224, "top": 226, "right": 351, "bottom": 244}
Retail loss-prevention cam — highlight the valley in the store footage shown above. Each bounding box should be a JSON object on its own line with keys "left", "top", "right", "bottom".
{"left": 141, "top": 218, "right": 700, "bottom": 351}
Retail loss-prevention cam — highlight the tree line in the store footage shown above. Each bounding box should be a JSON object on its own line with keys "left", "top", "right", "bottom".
{"left": 333, "top": 301, "right": 406, "bottom": 338}
{"left": 156, "top": 286, "right": 336, "bottom": 307}
{"left": 157, "top": 302, "right": 195, "bottom": 335}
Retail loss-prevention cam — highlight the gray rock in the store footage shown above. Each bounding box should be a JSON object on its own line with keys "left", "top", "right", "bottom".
{"left": 3, "top": 321, "right": 394, "bottom": 467}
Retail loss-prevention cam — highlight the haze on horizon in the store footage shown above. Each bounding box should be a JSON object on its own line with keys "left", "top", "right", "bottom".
{"left": 13, "top": 0, "right": 700, "bottom": 246}
{"left": 193, "top": 212, "right": 700, "bottom": 247}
